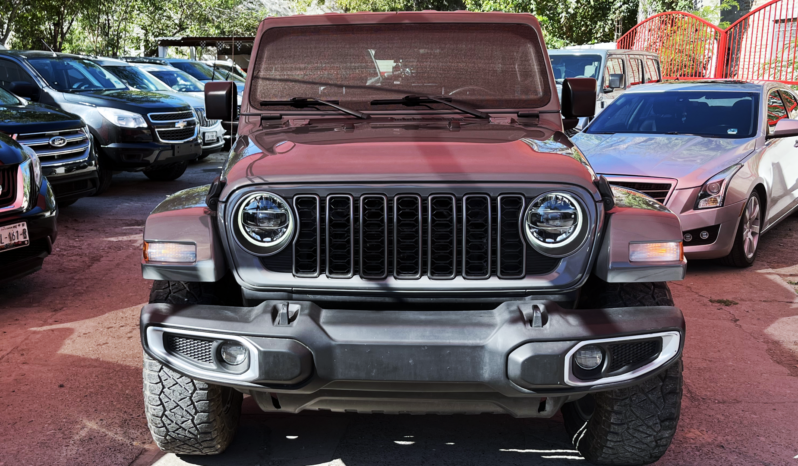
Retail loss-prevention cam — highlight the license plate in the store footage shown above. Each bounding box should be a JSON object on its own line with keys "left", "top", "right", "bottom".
{"left": 174, "top": 142, "right": 199, "bottom": 157}
{"left": 204, "top": 131, "right": 217, "bottom": 143}
{"left": 0, "top": 222, "right": 29, "bottom": 253}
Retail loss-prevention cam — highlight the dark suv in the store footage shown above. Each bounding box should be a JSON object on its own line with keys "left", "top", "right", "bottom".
{"left": 0, "top": 52, "right": 202, "bottom": 193}
{"left": 0, "top": 86, "right": 97, "bottom": 206}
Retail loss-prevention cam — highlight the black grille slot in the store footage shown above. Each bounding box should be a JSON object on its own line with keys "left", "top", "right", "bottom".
{"left": 0, "top": 165, "right": 16, "bottom": 207}
{"left": 610, "top": 181, "right": 672, "bottom": 203}
{"left": 428, "top": 195, "right": 456, "bottom": 279}
{"left": 164, "top": 334, "right": 214, "bottom": 365}
{"left": 608, "top": 340, "right": 661, "bottom": 372}
{"left": 293, "top": 195, "right": 320, "bottom": 277}
{"left": 149, "top": 111, "right": 195, "bottom": 121}
{"left": 463, "top": 195, "right": 491, "bottom": 279}
{"left": 156, "top": 127, "right": 196, "bottom": 142}
{"left": 360, "top": 195, "right": 388, "bottom": 279}
{"left": 498, "top": 195, "right": 526, "bottom": 278}
{"left": 394, "top": 195, "right": 422, "bottom": 278}
{"left": 326, "top": 195, "right": 353, "bottom": 278}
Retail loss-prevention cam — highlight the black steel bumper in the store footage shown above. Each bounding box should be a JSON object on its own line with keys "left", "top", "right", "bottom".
{"left": 0, "top": 179, "right": 58, "bottom": 283}
{"left": 141, "top": 299, "right": 685, "bottom": 417}
{"left": 100, "top": 140, "right": 201, "bottom": 170}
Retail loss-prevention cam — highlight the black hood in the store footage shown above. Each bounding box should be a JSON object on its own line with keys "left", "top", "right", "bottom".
{"left": 62, "top": 89, "right": 193, "bottom": 113}
{"left": 0, "top": 101, "right": 83, "bottom": 134}
{"left": 0, "top": 133, "right": 26, "bottom": 165}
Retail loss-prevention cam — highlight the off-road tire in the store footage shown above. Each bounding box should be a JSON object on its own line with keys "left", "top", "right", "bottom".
{"left": 143, "top": 353, "right": 242, "bottom": 455}
{"left": 565, "top": 277, "right": 681, "bottom": 465}
{"left": 144, "top": 161, "right": 188, "bottom": 182}
{"left": 144, "top": 278, "right": 244, "bottom": 454}
{"left": 720, "top": 190, "right": 761, "bottom": 268}
{"left": 562, "top": 359, "right": 683, "bottom": 465}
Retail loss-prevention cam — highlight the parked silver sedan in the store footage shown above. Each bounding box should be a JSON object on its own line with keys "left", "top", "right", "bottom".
{"left": 573, "top": 80, "right": 798, "bottom": 267}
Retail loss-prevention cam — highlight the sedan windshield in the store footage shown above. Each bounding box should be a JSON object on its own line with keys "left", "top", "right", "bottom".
{"left": 103, "top": 65, "right": 172, "bottom": 92}
{"left": 249, "top": 23, "right": 551, "bottom": 112}
{"left": 586, "top": 91, "right": 759, "bottom": 138}
{"left": 28, "top": 58, "right": 127, "bottom": 91}
{"left": 146, "top": 69, "right": 205, "bottom": 93}
{"left": 550, "top": 54, "right": 602, "bottom": 83}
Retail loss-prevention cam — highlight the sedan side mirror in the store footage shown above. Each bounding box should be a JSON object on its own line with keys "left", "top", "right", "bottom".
{"left": 608, "top": 74, "right": 623, "bottom": 89}
{"left": 768, "top": 118, "right": 798, "bottom": 138}
{"left": 7, "top": 81, "right": 39, "bottom": 101}
{"left": 204, "top": 81, "right": 238, "bottom": 121}
{"left": 562, "top": 77, "right": 597, "bottom": 119}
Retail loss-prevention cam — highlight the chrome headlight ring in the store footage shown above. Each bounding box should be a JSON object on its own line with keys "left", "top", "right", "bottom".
{"left": 522, "top": 191, "right": 589, "bottom": 258}
{"left": 233, "top": 192, "right": 295, "bottom": 256}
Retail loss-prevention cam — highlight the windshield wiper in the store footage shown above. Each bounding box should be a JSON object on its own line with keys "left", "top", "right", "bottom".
{"left": 369, "top": 95, "right": 488, "bottom": 119}
{"left": 259, "top": 97, "right": 368, "bottom": 119}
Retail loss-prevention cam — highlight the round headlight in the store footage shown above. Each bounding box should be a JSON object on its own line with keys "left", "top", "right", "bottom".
{"left": 235, "top": 192, "right": 294, "bottom": 255}
{"left": 524, "top": 192, "right": 586, "bottom": 257}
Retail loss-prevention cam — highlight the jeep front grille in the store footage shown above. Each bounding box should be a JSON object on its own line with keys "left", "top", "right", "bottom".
{"left": 16, "top": 128, "right": 90, "bottom": 164}
{"left": 280, "top": 194, "right": 561, "bottom": 280}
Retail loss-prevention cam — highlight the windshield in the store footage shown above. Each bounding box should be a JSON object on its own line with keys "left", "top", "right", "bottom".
{"left": 249, "top": 23, "right": 551, "bottom": 112}
{"left": 211, "top": 62, "right": 246, "bottom": 80}
{"left": 146, "top": 69, "right": 205, "bottom": 93}
{"left": 550, "top": 54, "right": 602, "bottom": 83}
{"left": 0, "top": 86, "right": 22, "bottom": 105}
{"left": 586, "top": 91, "right": 759, "bottom": 138}
{"left": 28, "top": 58, "right": 127, "bottom": 91}
{"left": 103, "top": 65, "right": 171, "bottom": 92}
{"left": 172, "top": 61, "right": 246, "bottom": 83}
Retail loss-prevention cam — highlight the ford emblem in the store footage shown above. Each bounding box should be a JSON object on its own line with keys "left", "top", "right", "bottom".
{"left": 49, "top": 136, "right": 67, "bottom": 147}
{"left": 175, "top": 120, "right": 187, "bottom": 129}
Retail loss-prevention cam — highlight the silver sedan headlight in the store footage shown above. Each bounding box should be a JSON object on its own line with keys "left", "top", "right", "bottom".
{"left": 235, "top": 192, "right": 294, "bottom": 255}
{"left": 523, "top": 192, "right": 587, "bottom": 257}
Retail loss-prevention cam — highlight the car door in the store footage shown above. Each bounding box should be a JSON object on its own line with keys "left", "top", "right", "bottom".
{"left": 761, "top": 88, "right": 798, "bottom": 227}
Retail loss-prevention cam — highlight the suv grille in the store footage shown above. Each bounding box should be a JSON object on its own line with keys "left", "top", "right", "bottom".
{"left": 16, "top": 128, "right": 90, "bottom": 163}
{"left": 156, "top": 127, "right": 196, "bottom": 142}
{"left": 279, "top": 194, "right": 561, "bottom": 280}
{"left": 148, "top": 111, "right": 194, "bottom": 122}
{"left": 0, "top": 165, "right": 16, "bottom": 207}
{"left": 608, "top": 181, "right": 673, "bottom": 204}
{"left": 195, "top": 108, "right": 219, "bottom": 128}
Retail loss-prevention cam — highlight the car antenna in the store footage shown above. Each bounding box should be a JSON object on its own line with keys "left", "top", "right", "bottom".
{"left": 40, "top": 39, "right": 56, "bottom": 56}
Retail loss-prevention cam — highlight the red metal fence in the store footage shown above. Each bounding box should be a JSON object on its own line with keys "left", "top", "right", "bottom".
{"left": 618, "top": 0, "right": 798, "bottom": 84}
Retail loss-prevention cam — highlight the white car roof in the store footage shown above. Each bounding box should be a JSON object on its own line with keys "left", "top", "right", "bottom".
{"left": 622, "top": 80, "right": 778, "bottom": 93}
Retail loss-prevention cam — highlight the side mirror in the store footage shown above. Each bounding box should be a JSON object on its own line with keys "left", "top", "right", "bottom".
{"left": 204, "top": 81, "right": 238, "bottom": 121}
{"left": 608, "top": 74, "right": 623, "bottom": 89}
{"left": 8, "top": 81, "right": 39, "bottom": 101}
{"left": 561, "top": 78, "right": 596, "bottom": 119}
{"left": 768, "top": 118, "right": 798, "bottom": 138}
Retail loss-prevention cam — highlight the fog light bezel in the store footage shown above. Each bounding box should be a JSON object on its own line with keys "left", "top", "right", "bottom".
{"left": 574, "top": 345, "right": 604, "bottom": 370}
{"left": 219, "top": 341, "right": 249, "bottom": 366}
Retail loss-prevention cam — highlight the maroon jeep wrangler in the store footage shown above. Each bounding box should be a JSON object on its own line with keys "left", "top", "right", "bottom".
{"left": 139, "top": 12, "right": 687, "bottom": 465}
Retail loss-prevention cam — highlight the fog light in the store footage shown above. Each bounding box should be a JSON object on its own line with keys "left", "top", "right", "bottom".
{"left": 220, "top": 342, "right": 248, "bottom": 365}
{"left": 143, "top": 242, "right": 196, "bottom": 263}
{"left": 700, "top": 230, "right": 709, "bottom": 240}
{"left": 575, "top": 345, "right": 603, "bottom": 370}
{"left": 683, "top": 233, "right": 693, "bottom": 242}
{"left": 629, "top": 241, "right": 683, "bottom": 262}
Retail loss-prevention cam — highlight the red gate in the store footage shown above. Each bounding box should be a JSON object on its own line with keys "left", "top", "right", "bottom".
{"left": 618, "top": 0, "right": 798, "bottom": 84}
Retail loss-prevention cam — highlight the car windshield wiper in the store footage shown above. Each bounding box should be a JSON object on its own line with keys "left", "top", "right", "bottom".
{"left": 369, "top": 95, "right": 488, "bottom": 119}
{"left": 260, "top": 97, "right": 368, "bottom": 119}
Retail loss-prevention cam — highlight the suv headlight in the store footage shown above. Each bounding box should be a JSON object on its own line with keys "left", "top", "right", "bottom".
{"left": 97, "top": 107, "right": 148, "bottom": 128}
{"left": 696, "top": 165, "right": 741, "bottom": 209}
{"left": 524, "top": 192, "right": 588, "bottom": 257}
{"left": 234, "top": 192, "right": 295, "bottom": 255}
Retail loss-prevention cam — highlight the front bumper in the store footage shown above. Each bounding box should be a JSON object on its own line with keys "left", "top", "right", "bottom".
{"left": 0, "top": 178, "right": 58, "bottom": 283}
{"left": 141, "top": 300, "right": 684, "bottom": 417}
{"left": 100, "top": 140, "right": 202, "bottom": 170}
{"left": 43, "top": 164, "right": 99, "bottom": 203}
{"left": 199, "top": 122, "right": 225, "bottom": 153}
{"left": 667, "top": 188, "right": 743, "bottom": 260}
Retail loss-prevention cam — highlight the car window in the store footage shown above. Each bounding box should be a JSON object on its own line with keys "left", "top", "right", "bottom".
{"left": 104, "top": 65, "right": 171, "bottom": 92}
{"left": 28, "top": 57, "right": 127, "bottom": 91}
{"left": 644, "top": 58, "right": 661, "bottom": 83}
{"left": 767, "top": 90, "right": 788, "bottom": 134}
{"left": 0, "top": 86, "right": 22, "bottom": 105}
{"left": 0, "top": 59, "right": 35, "bottom": 91}
{"left": 779, "top": 90, "right": 798, "bottom": 119}
{"left": 603, "top": 57, "right": 625, "bottom": 91}
{"left": 587, "top": 91, "right": 759, "bottom": 138}
{"left": 549, "top": 54, "right": 602, "bottom": 83}
{"left": 147, "top": 69, "right": 205, "bottom": 93}
{"left": 629, "top": 57, "right": 644, "bottom": 86}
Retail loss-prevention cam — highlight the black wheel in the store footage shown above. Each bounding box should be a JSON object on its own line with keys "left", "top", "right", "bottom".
{"left": 144, "top": 278, "right": 243, "bottom": 455}
{"left": 144, "top": 161, "right": 188, "bottom": 181}
{"left": 563, "top": 277, "right": 682, "bottom": 465}
{"left": 720, "top": 190, "right": 762, "bottom": 268}
{"left": 93, "top": 154, "right": 113, "bottom": 196}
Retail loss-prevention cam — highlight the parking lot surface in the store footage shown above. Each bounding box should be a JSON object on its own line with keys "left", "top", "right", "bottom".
{"left": 1, "top": 153, "right": 797, "bottom": 466}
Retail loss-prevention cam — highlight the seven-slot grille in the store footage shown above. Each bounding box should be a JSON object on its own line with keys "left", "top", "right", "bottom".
{"left": 0, "top": 165, "right": 16, "bottom": 208}
{"left": 286, "top": 194, "right": 561, "bottom": 280}
{"left": 16, "top": 128, "right": 90, "bottom": 162}
{"left": 609, "top": 181, "right": 673, "bottom": 204}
